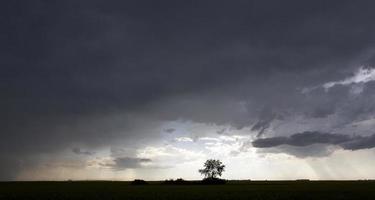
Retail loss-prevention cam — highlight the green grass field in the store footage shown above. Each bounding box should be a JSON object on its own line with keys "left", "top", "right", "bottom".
{"left": 1, "top": 180, "right": 375, "bottom": 200}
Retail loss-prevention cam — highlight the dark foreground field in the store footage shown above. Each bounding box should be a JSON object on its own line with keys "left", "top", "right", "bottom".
{"left": 1, "top": 180, "right": 375, "bottom": 200}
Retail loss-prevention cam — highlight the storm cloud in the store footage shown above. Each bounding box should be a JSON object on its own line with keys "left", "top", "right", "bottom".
{"left": 72, "top": 148, "right": 95, "bottom": 156}
{"left": 252, "top": 131, "right": 375, "bottom": 152}
{"left": 111, "top": 157, "right": 152, "bottom": 170}
{"left": 252, "top": 131, "right": 352, "bottom": 148}
{"left": 2, "top": 0, "right": 375, "bottom": 180}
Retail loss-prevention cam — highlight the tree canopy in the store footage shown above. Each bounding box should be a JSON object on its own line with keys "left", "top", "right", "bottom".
{"left": 198, "top": 159, "right": 225, "bottom": 179}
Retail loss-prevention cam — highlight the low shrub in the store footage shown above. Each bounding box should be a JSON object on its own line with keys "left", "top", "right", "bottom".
{"left": 163, "top": 178, "right": 191, "bottom": 185}
{"left": 201, "top": 177, "right": 227, "bottom": 185}
{"left": 131, "top": 179, "right": 148, "bottom": 185}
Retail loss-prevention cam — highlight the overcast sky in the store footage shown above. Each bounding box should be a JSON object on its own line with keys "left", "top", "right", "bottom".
{"left": 2, "top": 0, "right": 375, "bottom": 181}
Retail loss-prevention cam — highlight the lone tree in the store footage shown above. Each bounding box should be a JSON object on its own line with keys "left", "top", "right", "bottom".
{"left": 199, "top": 159, "right": 225, "bottom": 179}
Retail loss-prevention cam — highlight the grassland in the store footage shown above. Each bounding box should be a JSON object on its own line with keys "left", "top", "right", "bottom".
{"left": 1, "top": 180, "right": 375, "bottom": 200}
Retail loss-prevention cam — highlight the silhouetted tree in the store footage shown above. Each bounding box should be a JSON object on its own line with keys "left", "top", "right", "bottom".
{"left": 199, "top": 159, "right": 225, "bottom": 179}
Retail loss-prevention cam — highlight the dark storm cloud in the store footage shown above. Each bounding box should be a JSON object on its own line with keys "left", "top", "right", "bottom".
{"left": 0, "top": 157, "right": 23, "bottom": 181}
{"left": 2, "top": 0, "right": 375, "bottom": 179}
{"left": 252, "top": 131, "right": 375, "bottom": 154}
{"left": 72, "top": 148, "right": 95, "bottom": 156}
{"left": 3, "top": 0, "right": 375, "bottom": 118}
{"left": 164, "top": 128, "right": 176, "bottom": 134}
{"left": 251, "top": 107, "right": 283, "bottom": 136}
{"left": 0, "top": 155, "right": 44, "bottom": 180}
{"left": 340, "top": 134, "right": 375, "bottom": 150}
{"left": 252, "top": 131, "right": 352, "bottom": 148}
{"left": 111, "top": 157, "right": 152, "bottom": 170}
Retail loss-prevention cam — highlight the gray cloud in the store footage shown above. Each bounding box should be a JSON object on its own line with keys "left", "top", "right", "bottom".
{"left": 164, "top": 128, "right": 176, "bottom": 134}
{"left": 2, "top": 0, "right": 375, "bottom": 179}
{"left": 72, "top": 148, "right": 95, "bottom": 156}
{"left": 252, "top": 131, "right": 375, "bottom": 156}
{"left": 252, "top": 131, "right": 352, "bottom": 148}
{"left": 251, "top": 107, "right": 284, "bottom": 137}
{"left": 341, "top": 134, "right": 375, "bottom": 150}
{"left": 216, "top": 128, "right": 227, "bottom": 135}
{"left": 111, "top": 157, "right": 152, "bottom": 170}
{"left": 256, "top": 144, "right": 337, "bottom": 158}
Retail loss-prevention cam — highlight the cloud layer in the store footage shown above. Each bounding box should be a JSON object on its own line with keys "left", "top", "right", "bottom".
{"left": 2, "top": 0, "right": 375, "bottom": 180}
{"left": 252, "top": 131, "right": 375, "bottom": 157}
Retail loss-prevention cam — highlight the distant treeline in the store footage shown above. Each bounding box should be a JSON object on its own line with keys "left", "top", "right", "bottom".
{"left": 131, "top": 177, "right": 227, "bottom": 185}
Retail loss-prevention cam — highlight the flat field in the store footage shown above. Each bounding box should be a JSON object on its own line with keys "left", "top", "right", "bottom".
{"left": 1, "top": 180, "right": 375, "bottom": 200}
